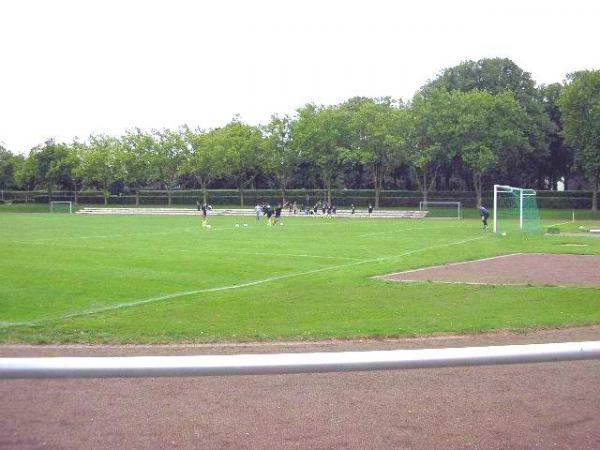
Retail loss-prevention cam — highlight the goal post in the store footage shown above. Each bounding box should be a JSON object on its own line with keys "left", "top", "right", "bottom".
{"left": 493, "top": 185, "right": 540, "bottom": 234}
{"left": 419, "top": 201, "right": 462, "bottom": 219}
{"left": 50, "top": 201, "right": 73, "bottom": 214}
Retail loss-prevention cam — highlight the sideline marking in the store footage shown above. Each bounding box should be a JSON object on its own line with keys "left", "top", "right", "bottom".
{"left": 0, "top": 236, "right": 483, "bottom": 329}
{"left": 358, "top": 224, "right": 465, "bottom": 238}
{"left": 183, "top": 249, "right": 361, "bottom": 261}
{"left": 375, "top": 253, "right": 523, "bottom": 278}
{"left": 547, "top": 221, "right": 571, "bottom": 228}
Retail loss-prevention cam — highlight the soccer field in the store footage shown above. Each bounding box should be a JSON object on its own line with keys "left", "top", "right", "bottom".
{"left": 1, "top": 213, "right": 599, "bottom": 344}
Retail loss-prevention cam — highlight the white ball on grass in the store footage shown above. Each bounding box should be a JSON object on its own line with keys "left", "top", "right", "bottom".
{"left": 243, "top": 224, "right": 248, "bottom": 227}
{"left": 235, "top": 224, "right": 240, "bottom": 227}
{"left": 501, "top": 232, "right": 507, "bottom": 236}
{"left": 206, "top": 225, "right": 212, "bottom": 229}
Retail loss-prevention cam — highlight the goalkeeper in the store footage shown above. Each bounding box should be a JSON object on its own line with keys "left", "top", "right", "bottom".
{"left": 480, "top": 206, "right": 490, "bottom": 231}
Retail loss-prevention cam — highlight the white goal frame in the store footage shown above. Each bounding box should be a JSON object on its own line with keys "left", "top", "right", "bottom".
{"left": 492, "top": 185, "right": 537, "bottom": 234}
{"left": 419, "top": 201, "right": 462, "bottom": 219}
{"left": 50, "top": 201, "right": 73, "bottom": 214}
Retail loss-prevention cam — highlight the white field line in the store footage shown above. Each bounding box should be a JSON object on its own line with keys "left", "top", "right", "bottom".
{"left": 374, "top": 253, "right": 523, "bottom": 278}
{"left": 547, "top": 221, "right": 572, "bottom": 228}
{"left": 180, "top": 249, "right": 361, "bottom": 261}
{"left": 388, "top": 279, "right": 599, "bottom": 289}
{"left": 358, "top": 224, "right": 466, "bottom": 238}
{"left": 11, "top": 229, "right": 196, "bottom": 245}
{"left": 0, "top": 236, "right": 483, "bottom": 329}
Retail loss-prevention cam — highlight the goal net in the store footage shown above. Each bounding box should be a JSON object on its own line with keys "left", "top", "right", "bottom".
{"left": 419, "top": 201, "right": 462, "bottom": 219}
{"left": 493, "top": 185, "right": 541, "bottom": 234}
{"left": 50, "top": 201, "right": 73, "bottom": 214}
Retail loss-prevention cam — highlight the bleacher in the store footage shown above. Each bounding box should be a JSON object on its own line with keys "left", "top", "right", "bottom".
{"left": 76, "top": 207, "right": 429, "bottom": 219}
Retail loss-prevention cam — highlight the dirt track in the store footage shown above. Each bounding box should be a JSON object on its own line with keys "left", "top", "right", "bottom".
{"left": 381, "top": 253, "right": 600, "bottom": 287}
{"left": 1, "top": 327, "right": 600, "bottom": 449}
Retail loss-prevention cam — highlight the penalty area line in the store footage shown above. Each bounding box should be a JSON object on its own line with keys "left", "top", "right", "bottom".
{"left": 0, "top": 236, "right": 483, "bottom": 329}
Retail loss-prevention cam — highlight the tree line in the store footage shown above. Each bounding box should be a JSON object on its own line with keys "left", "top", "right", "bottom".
{"left": 1, "top": 58, "right": 599, "bottom": 210}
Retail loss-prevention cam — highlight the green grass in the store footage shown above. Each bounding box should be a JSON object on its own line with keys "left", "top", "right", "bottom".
{"left": 1, "top": 212, "right": 599, "bottom": 344}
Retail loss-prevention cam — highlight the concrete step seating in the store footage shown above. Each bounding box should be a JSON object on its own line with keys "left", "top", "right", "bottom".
{"left": 77, "top": 207, "right": 429, "bottom": 219}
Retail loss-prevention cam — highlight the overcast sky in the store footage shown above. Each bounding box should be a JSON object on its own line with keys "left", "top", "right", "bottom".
{"left": 1, "top": 0, "right": 599, "bottom": 154}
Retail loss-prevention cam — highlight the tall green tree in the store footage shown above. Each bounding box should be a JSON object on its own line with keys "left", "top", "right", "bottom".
{"left": 559, "top": 70, "right": 600, "bottom": 211}
{"left": 540, "top": 83, "right": 574, "bottom": 189}
{"left": 182, "top": 126, "right": 219, "bottom": 205}
{"left": 423, "top": 57, "right": 551, "bottom": 188}
{"left": 454, "top": 91, "right": 528, "bottom": 207}
{"left": 76, "top": 135, "right": 126, "bottom": 205}
{"left": 149, "top": 129, "right": 187, "bottom": 206}
{"left": 0, "top": 146, "right": 23, "bottom": 191}
{"left": 340, "top": 97, "right": 409, "bottom": 207}
{"left": 262, "top": 115, "right": 299, "bottom": 203}
{"left": 292, "top": 104, "right": 345, "bottom": 204}
{"left": 28, "top": 139, "right": 75, "bottom": 203}
{"left": 407, "top": 90, "right": 460, "bottom": 203}
{"left": 212, "top": 119, "right": 265, "bottom": 206}
{"left": 122, "top": 129, "right": 154, "bottom": 206}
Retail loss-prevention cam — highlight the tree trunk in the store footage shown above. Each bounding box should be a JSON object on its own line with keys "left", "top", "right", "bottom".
{"left": 281, "top": 187, "right": 286, "bottom": 205}
{"left": 415, "top": 170, "right": 427, "bottom": 204}
{"left": 74, "top": 182, "right": 79, "bottom": 205}
{"left": 166, "top": 186, "right": 172, "bottom": 206}
{"left": 592, "top": 178, "right": 599, "bottom": 212}
{"left": 373, "top": 167, "right": 381, "bottom": 209}
{"left": 473, "top": 172, "right": 483, "bottom": 208}
{"left": 103, "top": 190, "right": 109, "bottom": 206}
{"left": 239, "top": 186, "right": 244, "bottom": 207}
{"left": 135, "top": 190, "right": 140, "bottom": 206}
{"left": 201, "top": 179, "right": 208, "bottom": 205}
{"left": 325, "top": 179, "right": 332, "bottom": 205}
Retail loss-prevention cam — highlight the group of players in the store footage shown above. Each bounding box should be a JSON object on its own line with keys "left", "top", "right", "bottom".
{"left": 197, "top": 199, "right": 381, "bottom": 229}
{"left": 255, "top": 203, "right": 285, "bottom": 226}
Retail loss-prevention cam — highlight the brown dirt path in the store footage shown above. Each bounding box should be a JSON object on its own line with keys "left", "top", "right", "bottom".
{"left": 381, "top": 253, "right": 600, "bottom": 287}
{"left": 1, "top": 327, "right": 600, "bottom": 449}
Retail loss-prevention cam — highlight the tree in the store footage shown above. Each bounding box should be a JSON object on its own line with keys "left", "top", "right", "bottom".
{"left": 182, "top": 126, "right": 219, "bottom": 205}
{"left": 0, "top": 146, "right": 22, "bottom": 191}
{"left": 28, "top": 139, "right": 75, "bottom": 203}
{"left": 540, "top": 83, "right": 574, "bottom": 189}
{"left": 407, "top": 90, "right": 460, "bottom": 203}
{"left": 340, "top": 97, "right": 409, "bottom": 207}
{"left": 454, "top": 91, "right": 528, "bottom": 207}
{"left": 262, "top": 115, "right": 299, "bottom": 203}
{"left": 559, "top": 70, "right": 600, "bottom": 211}
{"left": 76, "top": 135, "right": 126, "bottom": 205}
{"left": 423, "top": 57, "right": 551, "bottom": 188}
{"left": 149, "top": 129, "right": 187, "bottom": 206}
{"left": 122, "top": 129, "right": 154, "bottom": 206}
{"left": 292, "top": 104, "right": 345, "bottom": 204}
{"left": 212, "top": 119, "right": 265, "bottom": 207}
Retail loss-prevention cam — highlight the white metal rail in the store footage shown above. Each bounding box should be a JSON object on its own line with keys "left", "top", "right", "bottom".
{"left": 1, "top": 341, "right": 599, "bottom": 379}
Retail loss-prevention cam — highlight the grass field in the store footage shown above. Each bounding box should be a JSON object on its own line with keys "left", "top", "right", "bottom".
{"left": 1, "top": 212, "right": 599, "bottom": 344}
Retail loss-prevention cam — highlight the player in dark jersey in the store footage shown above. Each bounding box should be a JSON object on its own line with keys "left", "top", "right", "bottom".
{"left": 201, "top": 204, "right": 209, "bottom": 227}
{"left": 368, "top": 203, "right": 373, "bottom": 218}
{"left": 351, "top": 204, "right": 356, "bottom": 216}
{"left": 274, "top": 203, "right": 283, "bottom": 225}
{"left": 480, "top": 206, "right": 490, "bottom": 231}
{"left": 265, "top": 204, "right": 274, "bottom": 226}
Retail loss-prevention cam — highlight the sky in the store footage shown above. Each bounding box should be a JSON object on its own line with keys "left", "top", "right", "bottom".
{"left": 1, "top": 0, "right": 599, "bottom": 154}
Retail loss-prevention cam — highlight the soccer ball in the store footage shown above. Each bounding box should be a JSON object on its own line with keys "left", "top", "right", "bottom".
{"left": 501, "top": 232, "right": 507, "bottom": 236}
{"left": 206, "top": 225, "right": 212, "bottom": 229}
{"left": 235, "top": 224, "right": 240, "bottom": 228}
{"left": 243, "top": 224, "right": 248, "bottom": 227}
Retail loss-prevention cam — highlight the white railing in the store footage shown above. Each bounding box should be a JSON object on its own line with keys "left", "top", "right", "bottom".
{"left": 1, "top": 341, "right": 599, "bottom": 379}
